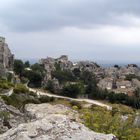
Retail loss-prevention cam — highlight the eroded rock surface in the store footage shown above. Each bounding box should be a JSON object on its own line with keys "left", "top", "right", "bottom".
{"left": 0, "top": 103, "right": 116, "bottom": 140}
{"left": 0, "top": 98, "right": 25, "bottom": 134}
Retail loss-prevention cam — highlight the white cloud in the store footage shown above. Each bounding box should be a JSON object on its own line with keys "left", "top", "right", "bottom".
{"left": 1, "top": 0, "right": 140, "bottom": 63}
{"left": 3, "top": 25, "right": 140, "bottom": 63}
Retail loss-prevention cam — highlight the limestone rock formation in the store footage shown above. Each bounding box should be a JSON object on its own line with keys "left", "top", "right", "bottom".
{"left": 0, "top": 103, "right": 116, "bottom": 140}
{"left": 0, "top": 98, "right": 25, "bottom": 134}
{"left": 0, "top": 37, "right": 14, "bottom": 78}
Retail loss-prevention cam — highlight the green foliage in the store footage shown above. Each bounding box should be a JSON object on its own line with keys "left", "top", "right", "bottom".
{"left": 28, "top": 91, "right": 38, "bottom": 97}
{"left": 80, "top": 107, "right": 140, "bottom": 140}
{"left": 4, "top": 84, "right": 39, "bottom": 109}
{"left": 0, "top": 111, "right": 11, "bottom": 132}
{"left": 125, "top": 74, "right": 140, "bottom": 81}
{"left": 7, "top": 73, "right": 13, "bottom": 82}
{"left": 2, "top": 94, "right": 23, "bottom": 108}
{"left": 27, "top": 71, "right": 43, "bottom": 87}
{"left": 13, "top": 84, "right": 29, "bottom": 94}
{"left": 61, "top": 83, "right": 85, "bottom": 98}
{"left": 0, "top": 111, "right": 10, "bottom": 120}
{"left": 70, "top": 101, "right": 82, "bottom": 109}
{"left": 0, "top": 80, "right": 13, "bottom": 91}
{"left": 44, "top": 80, "right": 54, "bottom": 92}
{"left": 31, "top": 63, "right": 44, "bottom": 74}
{"left": 54, "top": 62, "right": 61, "bottom": 71}
{"left": 24, "top": 61, "right": 30, "bottom": 68}
{"left": 52, "top": 70, "right": 76, "bottom": 84}
{"left": 14, "top": 59, "right": 24, "bottom": 76}
{"left": 72, "top": 68, "right": 81, "bottom": 78}
{"left": 2, "top": 84, "right": 55, "bottom": 109}
{"left": 39, "top": 96, "right": 55, "bottom": 103}
{"left": 20, "top": 77, "right": 28, "bottom": 84}
{"left": 87, "top": 87, "right": 140, "bottom": 109}
{"left": 24, "top": 63, "right": 45, "bottom": 87}
{"left": 80, "top": 70, "right": 97, "bottom": 85}
{"left": 14, "top": 60, "right": 45, "bottom": 86}
{"left": 134, "top": 88, "right": 140, "bottom": 98}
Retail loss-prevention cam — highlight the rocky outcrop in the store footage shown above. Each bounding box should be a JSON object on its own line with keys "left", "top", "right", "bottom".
{"left": 0, "top": 98, "right": 25, "bottom": 134}
{"left": 0, "top": 103, "right": 116, "bottom": 140}
{"left": 0, "top": 37, "right": 14, "bottom": 71}
{"left": 0, "top": 37, "right": 14, "bottom": 79}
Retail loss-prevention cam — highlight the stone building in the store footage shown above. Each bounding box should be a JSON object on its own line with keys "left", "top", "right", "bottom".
{"left": 0, "top": 37, "right": 14, "bottom": 77}
{"left": 97, "top": 77, "right": 115, "bottom": 90}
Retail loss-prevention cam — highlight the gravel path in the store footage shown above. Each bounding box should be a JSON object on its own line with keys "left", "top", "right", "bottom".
{"left": 28, "top": 88, "right": 112, "bottom": 110}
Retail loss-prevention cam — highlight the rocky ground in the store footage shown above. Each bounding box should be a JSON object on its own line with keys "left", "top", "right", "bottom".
{"left": 0, "top": 98, "right": 26, "bottom": 134}
{"left": 0, "top": 103, "right": 116, "bottom": 140}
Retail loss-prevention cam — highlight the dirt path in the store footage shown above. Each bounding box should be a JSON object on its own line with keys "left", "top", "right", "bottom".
{"left": 28, "top": 88, "right": 112, "bottom": 110}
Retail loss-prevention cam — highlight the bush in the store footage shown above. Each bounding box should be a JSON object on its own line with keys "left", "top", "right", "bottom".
{"left": 61, "top": 83, "right": 84, "bottom": 98}
{"left": 14, "top": 84, "right": 29, "bottom": 94}
{"left": 1, "top": 94, "right": 21, "bottom": 107}
{"left": 20, "top": 77, "right": 28, "bottom": 84}
{"left": 44, "top": 80, "right": 54, "bottom": 92}
{"left": 0, "top": 80, "right": 13, "bottom": 90}
{"left": 52, "top": 70, "right": 76, "bottom": 83}
{"left": 2, "top": 92, "right": 55, "bottom": 110}
{"left": 80, "top": 108, "right": 140, "bottom": 140}
{"left": 39, "top": 96, "right": 55, "bottom": 103}
{"left": 0, "top": 111, "right": 10, "bottom": 120}
{"left": 1, "top": 92, "right": 39, "bottom": 110}
{"left": 14, "top": 59, "right": 24, "bottom": 76}
{"left": 28, "top": 91, "right": 38, "bottom": 97}
{"left": 70, "top": 101, "right": 82, "bottom": 109}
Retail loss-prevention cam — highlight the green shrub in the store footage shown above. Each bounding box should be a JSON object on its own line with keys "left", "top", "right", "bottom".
{"left": 20, "top": 77, "right": 28, "bottom": 84}
{"left": 14, "top": 84, "right": 29, "bottom": 94}
{"left": 28, "top": 91, "right": 38, "bottom": 97}
{"left": 0, "top": 80, "right": 13, "bottom": 90}
{"left": 39, "top": 96, "right": 55, "bottom": 103}
{"left": 70, "top": 101, "right": 82, "bottom": 109}
{"left": 0, "top": 111, "right": 10, "bottom": 120}
{"left": 1, "top": 93, "right": 25, "bottom": 108}
{"left": 2, "top": 91, "right": 55, "bottom": 110}
{"left": 80, "top": 108, "right": 140, "bottom": 140}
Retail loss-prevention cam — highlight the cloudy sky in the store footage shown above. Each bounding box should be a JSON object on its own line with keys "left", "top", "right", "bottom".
{"left": 0, "top": 0, "right": 140, "bottom": 63}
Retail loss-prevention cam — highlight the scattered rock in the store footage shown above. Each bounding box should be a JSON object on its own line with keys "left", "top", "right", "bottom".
{"left": 0, "top": 103, "right": 116, "bottom": 140}
{"left": 0, "top": 98, "right": 25, "bottom": 133}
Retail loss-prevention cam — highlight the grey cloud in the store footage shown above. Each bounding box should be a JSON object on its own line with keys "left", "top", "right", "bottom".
{"left": 1, "top": 0, "right": 140, "bottom": 32}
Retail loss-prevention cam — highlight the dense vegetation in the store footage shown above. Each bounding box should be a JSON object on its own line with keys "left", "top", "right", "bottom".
{"left": 51, "top": 98, "right": 140, "bottom": 140}
{"left": 0, "top": 78, "right": 140, "bottom": 139}
{"left": 0, "top": 80, "right": 14, "bottom": 93}
{"left": 13, "top": 60, "right": 140, "bottom": 109}
{"left": 14, "top": 59, "right": 45, "bottom": 87}
{"left": 80, "top": 106, "right": 140, "bottom": 140}
{"left": 1, "top": 84, "right": 54, "bottom": 110}
{"left": 47, "top": 65, "right": 140, "bottom": 109}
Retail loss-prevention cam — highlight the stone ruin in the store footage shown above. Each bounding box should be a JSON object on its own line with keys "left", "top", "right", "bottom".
{"left": 0, "top": 37, "right": 14, "bottom": 78}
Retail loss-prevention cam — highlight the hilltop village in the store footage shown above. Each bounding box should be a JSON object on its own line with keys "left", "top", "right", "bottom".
{"left": 40, "top": 55, "right": 140, "bottom": 97}
{"left": 0, "top": 36, "right": 140, "bottom": 99}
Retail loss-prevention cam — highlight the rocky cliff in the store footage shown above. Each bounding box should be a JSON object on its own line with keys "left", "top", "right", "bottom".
{"left": 0, "top": 103, "right": 116, "bottom": 140}
{"left": 0, "top": 37, "right": 14, "bottom": 78}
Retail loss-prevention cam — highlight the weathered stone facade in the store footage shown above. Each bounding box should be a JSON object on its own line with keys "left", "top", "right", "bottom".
{"left": 40, "top": 55, "right": 73, "bottom": 83}
{"left": 0, "top": 37, "right": 14, "bottom": 71}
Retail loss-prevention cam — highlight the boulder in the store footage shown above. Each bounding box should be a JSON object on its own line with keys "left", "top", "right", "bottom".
{"left": 0, "top": 103, "right": 116, "bottom": 140}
